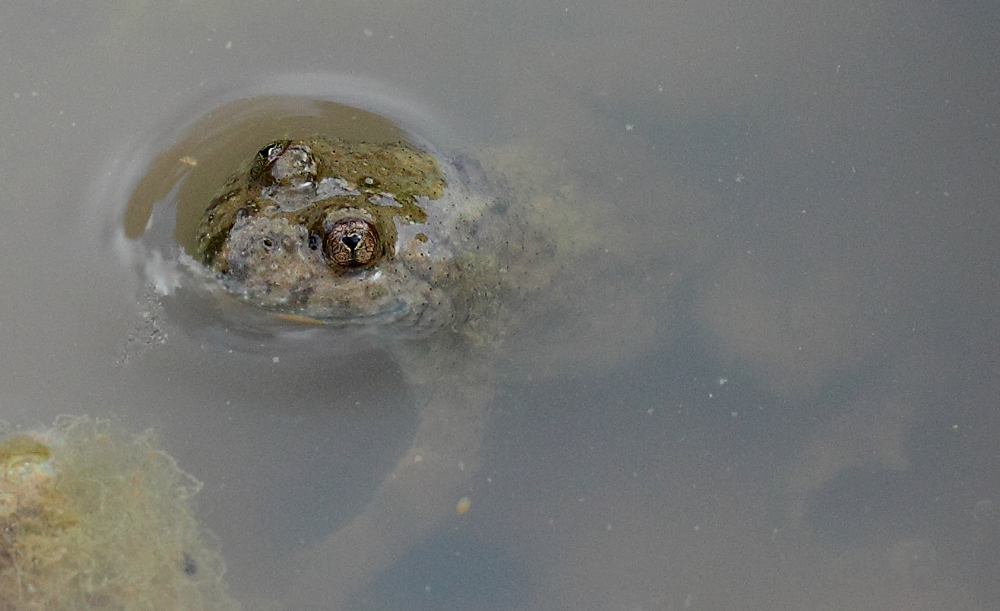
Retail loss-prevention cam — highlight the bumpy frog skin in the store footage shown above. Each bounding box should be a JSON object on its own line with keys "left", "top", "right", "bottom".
{"left": 195, "top": 136, "right": 526, "bottom": 342}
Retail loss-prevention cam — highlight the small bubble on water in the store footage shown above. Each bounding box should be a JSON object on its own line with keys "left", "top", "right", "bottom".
{"left": 119, "top": 286, "right": 168, "bottom": 365}
{"left": 888, "top": 539, "right": 936, "bottom": 579}
{"left": 973, "top": 499, "right": 995, "bottom": 521}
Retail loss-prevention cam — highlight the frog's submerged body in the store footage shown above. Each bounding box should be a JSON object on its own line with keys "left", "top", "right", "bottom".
{"left": 110, "top": 89, "right": 714, "bottom": 607}
{"left": 190, "top": 134, "right": 558, "bottom": 608}
{"left": 195, "top": 136, "right": 533, "bottom": 343}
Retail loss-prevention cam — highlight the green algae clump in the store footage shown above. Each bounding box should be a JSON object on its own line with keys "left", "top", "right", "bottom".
{"left": 0, "top": 416, "right": 238, "bottom": 611}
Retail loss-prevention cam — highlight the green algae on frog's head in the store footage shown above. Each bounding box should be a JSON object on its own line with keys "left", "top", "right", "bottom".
{"left": 194, "top": 135, "right": 519, "bottom": 339}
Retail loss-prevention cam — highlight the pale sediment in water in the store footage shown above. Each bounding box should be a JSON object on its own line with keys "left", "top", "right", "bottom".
{"left": 0, "top": 416, "right": 238, "bottom": 611}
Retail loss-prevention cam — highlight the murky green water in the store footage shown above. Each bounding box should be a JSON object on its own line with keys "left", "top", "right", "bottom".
{"left": 1, "top": 0, "right": 998, "bottom": 609}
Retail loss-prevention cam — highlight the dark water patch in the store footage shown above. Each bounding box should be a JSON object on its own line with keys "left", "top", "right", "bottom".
{"left": 352, "top": 526, "right": 529, "bottom": 611}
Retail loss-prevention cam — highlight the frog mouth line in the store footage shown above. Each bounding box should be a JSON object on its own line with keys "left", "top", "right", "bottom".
{"left": 273, "top": 302, "right": 407, "bottom": 327}
{"left": 180, "top": 251, "right": 413, "bottom": 325}
{"left": 224, "top": 281, "right": 415, "bottom": 328}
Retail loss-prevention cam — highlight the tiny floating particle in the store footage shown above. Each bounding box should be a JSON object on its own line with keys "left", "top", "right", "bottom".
{"left": 456, "top": 496, "right": 472, "bottom": 515}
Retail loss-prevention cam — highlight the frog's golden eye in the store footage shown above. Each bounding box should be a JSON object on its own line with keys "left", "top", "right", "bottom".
{"left": 248, "top": 140, "right": 318, "bottom": 190}
{"left": 323, "top": 218, "right": 382, "bottom": 270}
{"left": 248, "top": 141, "right": 288, "bottom": 184}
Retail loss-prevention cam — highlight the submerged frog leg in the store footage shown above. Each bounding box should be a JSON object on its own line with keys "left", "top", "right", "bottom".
{"left": 286, "top": 345, "right": 496, "bottom": 609}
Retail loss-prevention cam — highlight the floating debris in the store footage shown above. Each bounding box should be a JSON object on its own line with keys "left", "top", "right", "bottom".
{"left": 0, "top": 416, "right": 238, "bottom": 611}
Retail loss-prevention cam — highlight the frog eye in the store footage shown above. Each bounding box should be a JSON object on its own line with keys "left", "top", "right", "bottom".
{"left": 248, "top": 141, "right": 288, "bottom": 184}
{"left": 323, "top": 218, "right": 382, "bottom": 270}
{"left": 248, "top": 140, "right": 318, "bottom": 190}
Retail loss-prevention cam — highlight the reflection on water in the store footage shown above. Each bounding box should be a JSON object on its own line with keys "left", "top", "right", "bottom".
{"left": 0, "top": 0, "right": 997, "bottom": 609}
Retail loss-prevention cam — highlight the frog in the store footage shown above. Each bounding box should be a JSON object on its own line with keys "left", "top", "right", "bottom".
{"left": 189, "top": 135, "right": 561, "bottom": 607}
{"left": 126, "top": 100, "right": 712, "bottom": 610}
{"left": 196, "top": 131, "right": 723, "bottom": 611}
{"left": 193, "top": 136, "right": 533, "bottom": 345}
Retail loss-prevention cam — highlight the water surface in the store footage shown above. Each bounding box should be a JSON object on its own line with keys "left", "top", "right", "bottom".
{"left": 0, "top": 0, "right": 998, "bottom": 609}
